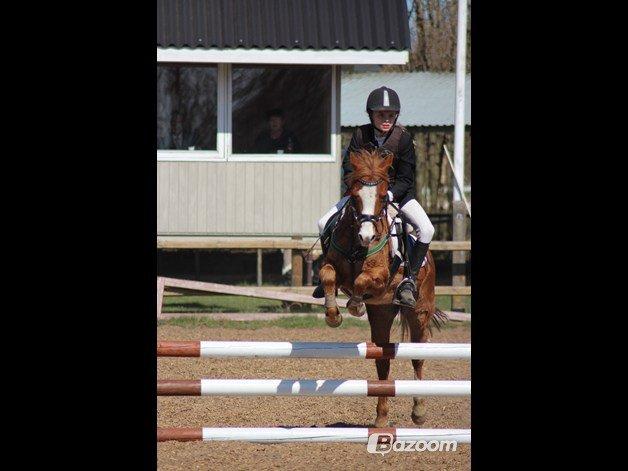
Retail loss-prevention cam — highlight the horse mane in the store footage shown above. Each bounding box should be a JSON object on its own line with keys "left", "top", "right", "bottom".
{"left": 345, "top": 149, "right": 390, "bottom": 188}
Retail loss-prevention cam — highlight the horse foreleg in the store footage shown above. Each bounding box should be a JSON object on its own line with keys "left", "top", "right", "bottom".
{"left": 406, "top": 307, "right": 432, "bottom": 425}
{"left": 347, "top": 268, "right": 387, "bottom": 317}
{"left": 347, "top": 272, "right": 369, "bottom": 317}
{"left": 368, "top": 305, "right": 397, "bottom": 427}
{"left": 346, "top": 295, "right": 366, "bottom": 317}
{"left": 319, "top": 263, "right": 342, "bottom": 328}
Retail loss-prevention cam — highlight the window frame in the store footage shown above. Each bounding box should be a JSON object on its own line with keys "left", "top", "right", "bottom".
{"left": 156, "top": 63, "right": 227, "bottom": 162}
{"left": 156, "top": 60, "right": 338, "bottom": 163}
{"left": 226, "top": 64, "right": 337, "bottom": 163}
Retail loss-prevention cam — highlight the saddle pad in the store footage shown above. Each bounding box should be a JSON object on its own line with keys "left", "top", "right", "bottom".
{"left": 388, "top": 215, "right": 426, "bottom": 268}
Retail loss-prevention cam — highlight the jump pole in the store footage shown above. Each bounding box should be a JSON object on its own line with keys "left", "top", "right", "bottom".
{"left": 157, "top": 379, "right": 471, "bottom": 397}
{"left": 157, "top": 427, "right": 471, "bottom": 444}
{"left": 157, "top": 341, "right": 471, "bottom": 360}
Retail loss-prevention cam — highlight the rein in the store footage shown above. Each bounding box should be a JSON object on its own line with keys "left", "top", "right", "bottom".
{"left": 329, "top": 192, "right": 391, "bottom": 264}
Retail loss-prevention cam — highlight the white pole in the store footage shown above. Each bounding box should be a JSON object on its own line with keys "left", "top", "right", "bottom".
{"left": 199, "top": 427, "right": 472, "bottom": 444}
{"left": 453, "top": 0, "right": 468, "bottom": 202}
{"left": 443, "top": 145, "right": 471, "bottom": 217}
{"left": 158, "top": 427, "right": 472, "bottom": 444}
{"left": 198, "top": 379, "right": 471, "bottom": 397}
{"left": 197, "top": 341, "right": 471, "bottom": 360}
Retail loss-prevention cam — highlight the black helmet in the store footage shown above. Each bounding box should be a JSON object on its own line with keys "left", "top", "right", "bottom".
{"left": 366, "top": 87, "right": 401, "bottom": 113}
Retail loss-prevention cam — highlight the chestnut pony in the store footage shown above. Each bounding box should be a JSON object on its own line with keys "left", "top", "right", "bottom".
{"left": 318, "top": 148, "right": 446, "bottom": 427}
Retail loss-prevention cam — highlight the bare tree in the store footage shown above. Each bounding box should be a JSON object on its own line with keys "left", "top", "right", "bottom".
{"left": 384, "top": 0, "right": 471, "bottom": 73}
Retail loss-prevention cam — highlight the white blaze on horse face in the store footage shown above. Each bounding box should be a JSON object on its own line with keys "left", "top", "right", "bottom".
{"left": 357, "top": 185, "right": 377, "bottom": 246}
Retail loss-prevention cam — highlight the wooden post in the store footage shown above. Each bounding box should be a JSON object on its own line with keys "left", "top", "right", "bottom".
{"left": 157, "top": 277, "right": 165, "bottom": 318}
{"left": 452, "top": 200, "right": 467, "bottom": 312}
{"left": 291, "top": 237, "right": 303, "bottom": 287}
{"left": 305, "top": 256, "right": 313, "bottom": 286}
{"left": 291, "top": 250, "right": 303, "bottom": 287}
{"left": 256, "top": 249, "right": 262, "bottom": 287}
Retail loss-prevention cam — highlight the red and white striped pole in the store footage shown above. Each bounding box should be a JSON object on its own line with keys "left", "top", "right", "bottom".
{"left": 157, "top": 379, "right": 471, "bottom": 397}
{"left": 157, "top": 427, "right": 471, "bottom": 444}
{"left": 157, "top": 341, "right": 471, "bottom": 360}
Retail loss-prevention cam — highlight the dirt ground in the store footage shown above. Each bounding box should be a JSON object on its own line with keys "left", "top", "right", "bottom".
{"left": 157, "top": 322, "right": 471, "bottom": 470}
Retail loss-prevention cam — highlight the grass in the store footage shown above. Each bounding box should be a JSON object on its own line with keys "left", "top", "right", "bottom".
{"left": 162, "top": 294, "right": 324, "bottom": 313}
{"left": 163, "top": 294, "right": 471, "bottom": 314}
{"left": 435, "top": 295, "right": 472, "bottom": 313}
{"left": 158, "top": 315, "right": 368, "bottom": 330}
{"left": 158, "top": 314, "right": 470, "bottom": 331}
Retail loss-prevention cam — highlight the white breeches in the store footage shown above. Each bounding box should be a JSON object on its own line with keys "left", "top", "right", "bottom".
{"left": 395, "top": 198, "right": 435, "bottom": 244}
{"left": 317, "top": 196, "right": 351, "bottom": 234}
{"left": 317, "top": 197, "right": 434, "bottom": 259}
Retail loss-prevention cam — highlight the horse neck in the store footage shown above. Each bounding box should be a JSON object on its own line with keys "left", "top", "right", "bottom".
{"left": 335, "top": 206, "right": 358, "bottom": 245}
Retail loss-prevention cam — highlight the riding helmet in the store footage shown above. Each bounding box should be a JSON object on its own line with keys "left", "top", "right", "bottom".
{"left": 366, "top": 87, "right": 401, "bottom": 113}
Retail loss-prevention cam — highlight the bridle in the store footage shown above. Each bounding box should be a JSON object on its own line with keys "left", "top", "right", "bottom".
{"left": 328, "top": 177, "right": 391, "bottom": 264}
{"left": 350, "top": 178, "right": 388, "bottom": 232}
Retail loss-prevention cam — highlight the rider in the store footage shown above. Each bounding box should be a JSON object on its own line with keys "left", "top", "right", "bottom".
{"left": 312, "top": 86, "right": 435, "bottom": 308}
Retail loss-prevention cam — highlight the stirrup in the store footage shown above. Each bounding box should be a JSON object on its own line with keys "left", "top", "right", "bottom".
{"left": 393, "top": 277, "right": 417, "bottom": 307}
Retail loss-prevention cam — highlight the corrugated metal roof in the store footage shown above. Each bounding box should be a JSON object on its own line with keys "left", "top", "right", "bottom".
{"left": 157, "top": 0, "right": 410, "bottom": 50}
{"left": 341, "top": 72, "right": 471, "bottom": 127}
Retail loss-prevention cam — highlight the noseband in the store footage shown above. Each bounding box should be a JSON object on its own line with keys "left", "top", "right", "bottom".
{"left": 329, "top": 178, "right": 391, "bottom": 264}
{"left": 352, "top": 178, "right": 386, "bottom": 225}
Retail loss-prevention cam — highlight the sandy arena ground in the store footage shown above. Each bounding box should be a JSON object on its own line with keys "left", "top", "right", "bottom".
{"left": 157, "top": 322, "right": 471, "bottom": 470}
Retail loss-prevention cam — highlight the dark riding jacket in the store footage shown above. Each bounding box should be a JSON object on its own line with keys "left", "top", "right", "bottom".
{"left": 342, "top": 124, "right": 416, "bottom": 203}
{"left": 253, "top": 129, "right": 300, "bottom": 153}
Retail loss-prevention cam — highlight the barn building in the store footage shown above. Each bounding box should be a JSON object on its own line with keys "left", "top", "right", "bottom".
{"left": 157, "top": 0, "right": 410, "bottom": 245}
{"left": 156, "top": 0, "right": 470, "bottom": 290}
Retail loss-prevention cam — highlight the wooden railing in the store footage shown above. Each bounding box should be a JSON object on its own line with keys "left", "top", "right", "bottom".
{"left": 157, "top": 236, "right": 471, "bottom": 302}
{"left": 157, "top": 236, "right": 470, "bottom": 251}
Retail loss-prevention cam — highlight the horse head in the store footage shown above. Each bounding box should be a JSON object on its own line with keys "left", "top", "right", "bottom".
{"left": 346, "top": 149, "right": 394, "bottom": 247}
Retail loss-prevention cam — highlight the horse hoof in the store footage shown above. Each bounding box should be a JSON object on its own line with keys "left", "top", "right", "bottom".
{"left": 374, "top": 417, "right": 389, "bottom": 428}
{"left": 325, "top": 313, "right": 343, "bottom": 328}
{"left": 411, "top": 412, "right": 427, "bottom": 425}
{"left": 411, "top": 402, "right": 427, "bottom": 425}
{"left": 348, "top": 302, "right": 366, "bottom": 317}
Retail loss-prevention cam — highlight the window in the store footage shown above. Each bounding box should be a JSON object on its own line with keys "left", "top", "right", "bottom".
{"left": 231, "top": 66, "right": 331, "bottom": 155}
{"left": 157, "top": 64, "right": 218, "bottom": 154}
{"left": 156, "top": 62, "right": 336, "bottom": 162}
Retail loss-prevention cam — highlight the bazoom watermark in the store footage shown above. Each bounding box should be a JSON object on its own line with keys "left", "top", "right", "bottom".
{"left": 367, "top": 433, "right": 458, "bottom": 455}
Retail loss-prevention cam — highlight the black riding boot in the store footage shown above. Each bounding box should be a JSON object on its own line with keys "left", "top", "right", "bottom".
{"left": 312, "top": 274, "right": 326, "bottom": 298}
{"left": 311, "top": 225, "right": 333, "bottom": 298}
{"left": 394, "top": 240, "right": 430, "bottom": 308}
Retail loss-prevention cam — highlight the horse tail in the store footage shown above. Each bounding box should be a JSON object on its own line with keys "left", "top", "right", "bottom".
{"left": 397, "top": 306, "right": 410, "bottom": 342}
{"left": 396, "top": 307, "right": 448, "bottom": 342}
{"left": 430, "top": 308, "right": 448, "bottom": 333}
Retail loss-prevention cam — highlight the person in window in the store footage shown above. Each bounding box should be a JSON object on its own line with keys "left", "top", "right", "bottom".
{"left": 170, "top": 110, "right": 200, "bottom": 150}
{"left": 253, "top": 108, "right": 300, "bottom": 153}
{"left": 311, "top": 87, "right": 435, "bottom": 308}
